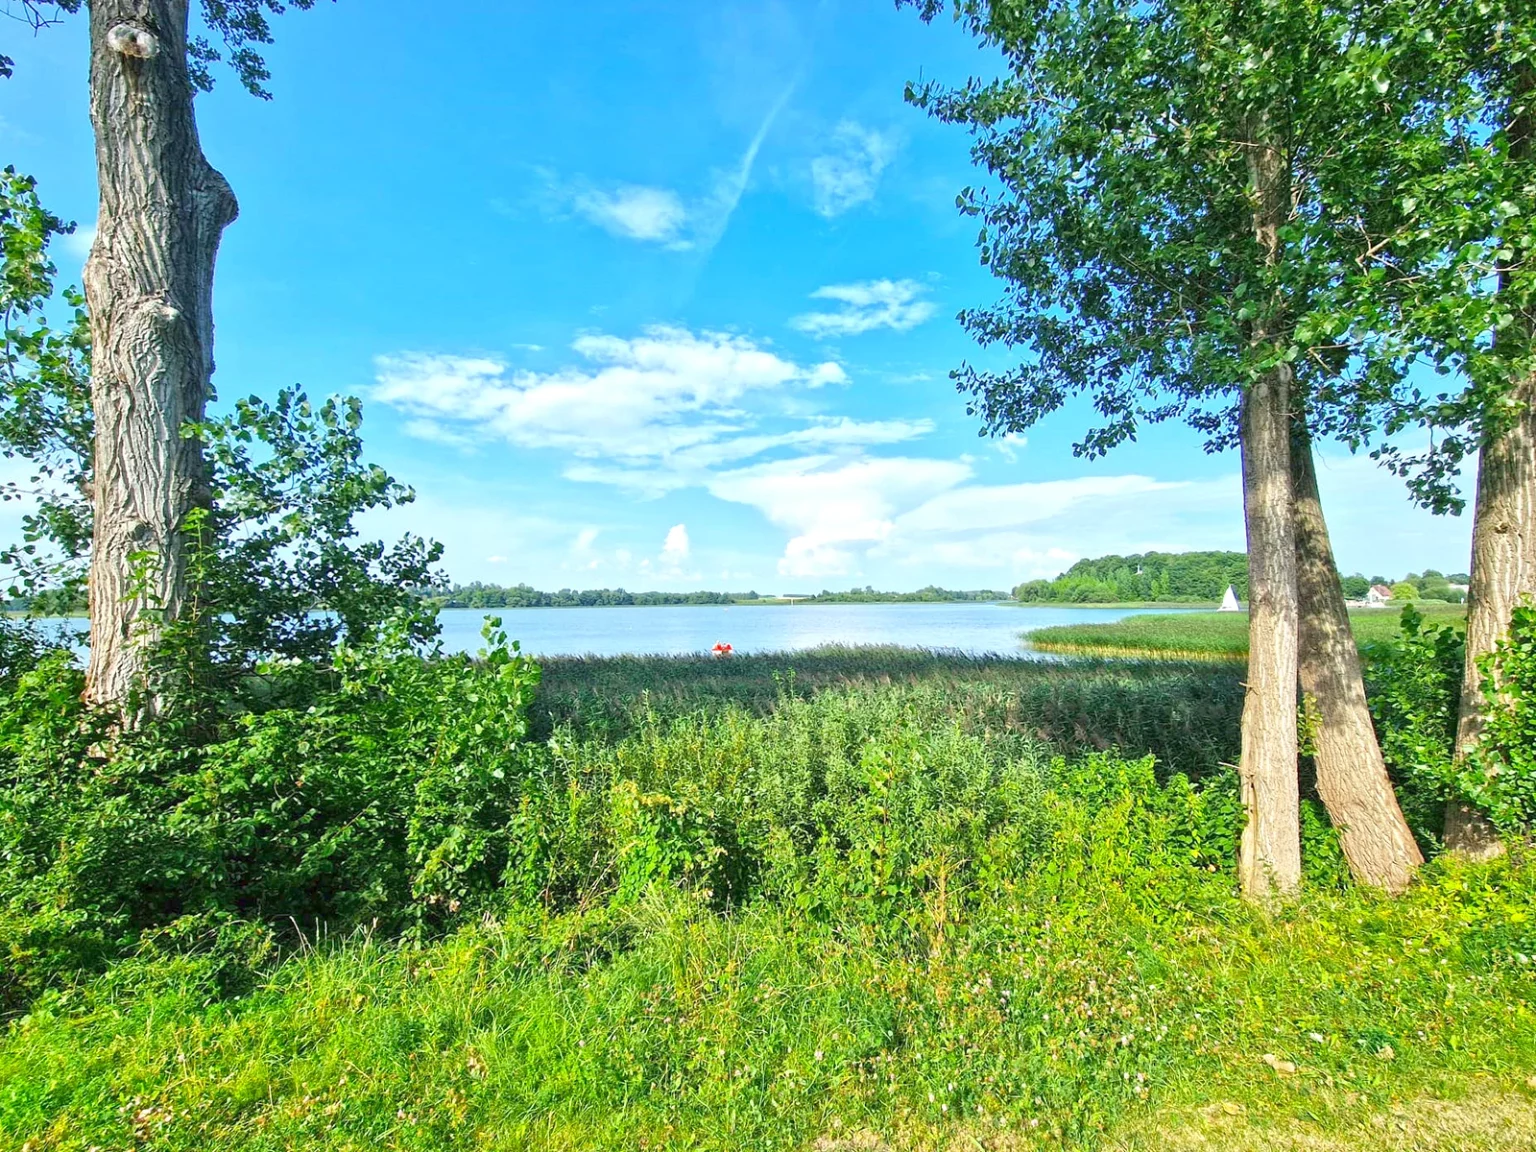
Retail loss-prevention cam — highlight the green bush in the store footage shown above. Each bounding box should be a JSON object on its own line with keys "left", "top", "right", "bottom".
{"left": 1363, "top": 600, "right": 1536, "bottom": 842}
{"left": 0, "top": 617, "right": 541, "bottom": 1009}
{"left": 1362, "top": 604, "right": 1465, "bottom": 847}
{"left": 1465, "top": 602, "right": 1536, "bottom": 832}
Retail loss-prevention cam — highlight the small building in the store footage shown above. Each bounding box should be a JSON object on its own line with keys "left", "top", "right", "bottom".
{"left": 1367, "top": 584, "right": 1394, "bottom": 605}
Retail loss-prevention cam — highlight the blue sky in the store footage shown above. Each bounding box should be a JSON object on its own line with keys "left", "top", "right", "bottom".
{"left": 3, "top": 1, "right": 1471, "bottom": 591}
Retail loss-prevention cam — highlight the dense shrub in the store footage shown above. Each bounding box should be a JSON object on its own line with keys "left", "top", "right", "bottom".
{"left": 0, "top": 617, "right": 541, "bottom": 1010}
{"left": 1364, "top": 600, "right": 1536, "bottom": 843}
{"left": 1465, "top": 602, "right": 1536, "bottom": 831}
{"left": 1363, "top": 604, "right": 1466, "bottom": 846}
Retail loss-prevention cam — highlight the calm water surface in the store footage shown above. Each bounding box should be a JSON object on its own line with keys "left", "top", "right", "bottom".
{"left": 23, "top": 603, "right": 1198, "bottom": 660}
{"left": 436, "top": 602, "right": 1193, "bottom": 658}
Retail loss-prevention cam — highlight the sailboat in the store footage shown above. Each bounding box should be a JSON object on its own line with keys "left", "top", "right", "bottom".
{"left": 1219, "top": 585, "right": 1242, "bottom": 612}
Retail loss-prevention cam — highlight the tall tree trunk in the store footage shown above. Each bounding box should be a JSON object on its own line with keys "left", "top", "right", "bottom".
{"left": 1293, "top": 423, "right": 1422, "bottom": 892}
{"left": 1445, "top": 62, "right": 1536, "bottom": 857}
{"left": 1238, "top": 369, "right": 1302, "bottom": 899}
{"left": 1237, "top": 115, "right": 1301, "bottom": 901}
{"left": 82, "top": 1, "right": 236, "bottom": 710}
{"left": 1445, "top": 365, "right": 1536, "bottom": 856}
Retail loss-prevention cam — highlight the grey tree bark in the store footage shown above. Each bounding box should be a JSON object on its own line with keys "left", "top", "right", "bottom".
{"left": 1237, "top": 117, "right": 1301, "bottom": 901}
{"left": 1445, "top": 365, "right": 1536, "bottom": 857}
{"left": 1445, "top": 64, "right": 1536, "bottom": 858}
{"left": 82, "top": 0, "right": 237, "bottom": 709}
{"left": 1292, "top": 424, "right": 1422, "bottom": 892}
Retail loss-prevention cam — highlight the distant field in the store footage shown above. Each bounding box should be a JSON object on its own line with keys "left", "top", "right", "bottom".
{"left": 1027, "top": 603, "right": 1465, "bottom": 660}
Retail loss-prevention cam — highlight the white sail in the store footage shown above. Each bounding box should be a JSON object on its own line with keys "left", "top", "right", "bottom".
{"left": 1219, "top": 585, "right": 1241, "bottom": 612}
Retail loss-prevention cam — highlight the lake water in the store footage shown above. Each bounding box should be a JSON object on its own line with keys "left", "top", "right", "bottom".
{"left": 435, "top": 602, "right": 1191, "bottom": 658}
{"left": 17, "top": 603, "right": 1196, "bottom": 660}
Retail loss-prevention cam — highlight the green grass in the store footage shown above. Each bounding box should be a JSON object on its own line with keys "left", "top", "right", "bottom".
{"left": 1028, "top": 604, "right": 1466, "bottom": 661}
{"left": 4, "top": 819, "right": 1532, "bottom": 1150}
{"left": 2, "top": 646, "right": 1531, "bottom": 1151}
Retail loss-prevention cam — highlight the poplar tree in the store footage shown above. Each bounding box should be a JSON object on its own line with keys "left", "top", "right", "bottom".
{"left": 905, "top": 0, "right": 1442, "bottom": 895}
{"left": 1348, "top": 4, "right": 1535, "bottom": 857}
{"left": 12, "top": 1, "right": 323, "bottom": 713}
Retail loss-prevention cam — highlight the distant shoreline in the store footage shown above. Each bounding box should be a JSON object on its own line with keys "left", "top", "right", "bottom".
{"left": 1007, "top": 600, "right": 1216, "bottom": 610}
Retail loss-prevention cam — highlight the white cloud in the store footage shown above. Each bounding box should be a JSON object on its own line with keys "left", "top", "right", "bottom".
{"left": 810, "top": 121, "right": 897, "bottom": 217}
{"left": 994, "top": 433, "right": 1028, "bottom": 462}
{"left": 400, "top": 418, "right": 480, "bottom": 449}
{"left": 790, "top": 279, "right": 936, "bottom": 339}
{"left": 573, "top": 185, "right": 688, "bottom": 245}
{"left": 663, "top": 524, "right": 691, "bottom": 558}
{"left": 375, "top": 328, "right": 932, "bottom": 498}
{"left": 708, "top": 454, "right": 973, "bottom": 577}
{"left": 555, "top": 79, "right": 793, "bottom": 255}
{"left": 697, "top": 454, "right": 1244, "bottom": 580}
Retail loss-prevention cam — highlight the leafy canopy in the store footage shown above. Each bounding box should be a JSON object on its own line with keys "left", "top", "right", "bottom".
{"left": 903, "top": 0, "right": 1491, "bottom": 507}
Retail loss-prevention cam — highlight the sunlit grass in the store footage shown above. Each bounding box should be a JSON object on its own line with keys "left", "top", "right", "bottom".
{"left": 1027, "top": 604, "right": 1466, "bottom": 661}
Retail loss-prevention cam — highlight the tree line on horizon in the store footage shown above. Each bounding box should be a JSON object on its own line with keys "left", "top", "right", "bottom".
{"left": 1012, "top": 551, "right": 1473, "bottom": 605}
{"left": 431, "top": 583, "right": 1011, "bottom": 609}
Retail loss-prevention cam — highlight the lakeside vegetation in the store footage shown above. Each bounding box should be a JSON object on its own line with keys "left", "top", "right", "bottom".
{"left": 1013, "top": 552, "right": 1471, "bottom": 608}
{"left": 1028, "top": 604, "right": 1468, "bottom": 660}
{"left": 4, "top": 637, "right": 1535, "bottom": 1149}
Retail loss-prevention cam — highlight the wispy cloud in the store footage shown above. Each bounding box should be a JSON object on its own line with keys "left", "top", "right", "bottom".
{"left": 374, "top": 327, "right": 931, "bottom": 498}
{"left": 552, "top": 79, "right": 795, "bottom": 256}
{"left": 790, "top": 279, "right": 935, "bottom": 338}
{"left": 572, "top": 186, "right": 688, "bottom": 245}
{"left": 994, "top": 433, "right": 1028, "bottom": 462}
{"left": 692, "top": 79, "right": 796, "bottom": 252}
{"left": 810, "top": 121, "right": 897, "bottom": 217}
{"left": 709, "top": 454, "right": 973, "bottom": 578}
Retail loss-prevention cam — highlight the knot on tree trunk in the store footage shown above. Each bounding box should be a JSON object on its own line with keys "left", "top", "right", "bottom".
{"left": 106, "top": 23, "right": 160, "bottom": 60}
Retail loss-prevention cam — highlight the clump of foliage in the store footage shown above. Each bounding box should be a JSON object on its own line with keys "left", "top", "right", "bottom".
{"left": 1458, "top": 604, "right": 1536, "bottom": 832}
{"left": 194, "top": 390, "right": 444, "bottom": 667}
{"left": 1365, "top": 601, "right": 1536, "bottom": 844}
{"left": 1363, "top": 605, "right": 1467, "bottom": 843}
{"left": 1014, "top": 551, "right": 1249, "bottom": 604}
{"left": 0, "top": 615, "right": 542, "bottom": 1009}
{"left": 0, "top": 166, "right": 92, "bottom": 603}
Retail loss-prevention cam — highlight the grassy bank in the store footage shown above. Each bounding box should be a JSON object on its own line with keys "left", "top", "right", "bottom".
{"left": 1027, "top": 605, "right": 1466, "bottom": 660}
{"left": 2, "top": 647, "right": 1532, "bottom": 1150}
{"left": 6, "top": 849, "right": 1534, "bottom": 1151}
